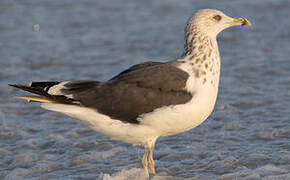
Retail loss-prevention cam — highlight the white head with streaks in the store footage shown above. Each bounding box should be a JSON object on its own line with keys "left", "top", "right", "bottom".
{"left": 187, "top": 9, "right": 251, "bottom": 37}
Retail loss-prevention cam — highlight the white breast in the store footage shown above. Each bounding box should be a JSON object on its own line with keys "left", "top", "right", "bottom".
{"left": 140, "top": 47, "right": 221, "bottom": 137}
{"left": 139, "top": 79, "right": 218, "bottom": 137}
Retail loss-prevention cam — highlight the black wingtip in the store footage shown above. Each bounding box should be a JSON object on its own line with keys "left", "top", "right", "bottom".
{"left": 9, "top": 84, "right": 19, "bottom": 88}
{"left": 8, "top": 84, "right": 43, "bottom": 96}
{"left": 8, "top": 84, "right": 25, "bottom": 89}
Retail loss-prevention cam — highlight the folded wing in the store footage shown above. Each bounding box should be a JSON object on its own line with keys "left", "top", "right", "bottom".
{"left": 10, "top": 62, "right": 193, "bottom": 124}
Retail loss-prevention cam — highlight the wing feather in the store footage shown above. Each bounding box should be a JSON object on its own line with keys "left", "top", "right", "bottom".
{"left": 10, "top": 61, "right": 192, "bottom": 124}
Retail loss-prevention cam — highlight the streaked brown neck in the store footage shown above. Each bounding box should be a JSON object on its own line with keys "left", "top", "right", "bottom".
{"left": 182, "top": 24, "right": 218, "bottom": 59}
{"left": 177, "top": 25, "right": 221, "bottom": 88}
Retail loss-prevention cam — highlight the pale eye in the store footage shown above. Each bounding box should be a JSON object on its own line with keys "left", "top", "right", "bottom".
{"left": 213, "top": 15, "right": 222, "bottom": 21}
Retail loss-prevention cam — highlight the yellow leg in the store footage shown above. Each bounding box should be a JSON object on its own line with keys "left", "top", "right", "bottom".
{"left": 142, "top": 138, "right": 157, "bottom": 178}
{"left": 142, "top": 147, "right": 150, "bottom": 178}
{"left": 148, "top": 144, "right": 155, "bottom": 174}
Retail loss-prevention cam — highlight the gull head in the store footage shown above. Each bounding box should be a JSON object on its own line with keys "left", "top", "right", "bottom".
{"left": 188, "top": 9, "right": 251, "bottom": 37}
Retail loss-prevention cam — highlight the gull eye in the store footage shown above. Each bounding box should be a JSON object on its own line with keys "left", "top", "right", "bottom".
{"left": 213, "top": 15, "right": 222, "bottom": 21}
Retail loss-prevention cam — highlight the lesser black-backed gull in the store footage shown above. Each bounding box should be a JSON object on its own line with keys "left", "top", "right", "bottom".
{"left": 10, "top": 9, "right": 251, "bottom": 177}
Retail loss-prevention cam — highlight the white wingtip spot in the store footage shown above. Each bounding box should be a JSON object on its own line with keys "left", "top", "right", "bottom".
{"left": 47, "top": 81, "right": 69, "bottom": 95}
{"left": 47, "top": 81, "right": 74, "bottom": 99}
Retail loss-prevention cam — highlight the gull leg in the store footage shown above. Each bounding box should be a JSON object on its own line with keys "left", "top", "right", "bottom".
{"left": 148, "top": 143, "right": 156, "bottom": 174}
{"left": 142, "top": 146, "right": 150, "bottom": 178}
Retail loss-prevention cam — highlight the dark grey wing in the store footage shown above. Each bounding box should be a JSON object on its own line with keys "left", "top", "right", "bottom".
{"left": 72, "top": 63, "right": 192, "bottom": 123}
{"left": 10, "top": 62, "right": 192, "bottom": 124}
{"left": 110, "top": 61, "right": 164, "bottom": 81}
